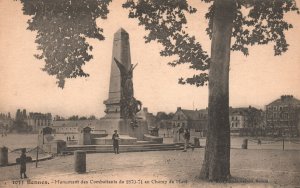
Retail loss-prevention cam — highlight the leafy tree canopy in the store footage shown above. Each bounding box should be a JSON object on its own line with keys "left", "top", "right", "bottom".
{"left": 123, "top": 0, "right": 299, "bottom": 85}
{"left": 19, "top": 0, "right": 111, "bottom": 88}
{"left": 18, "top": 0, "right": 298, "bottom": 88}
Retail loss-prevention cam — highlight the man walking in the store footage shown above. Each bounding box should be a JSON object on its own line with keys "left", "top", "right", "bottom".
{"left": 112, "top": 130, "right": 120, "bottom": 154}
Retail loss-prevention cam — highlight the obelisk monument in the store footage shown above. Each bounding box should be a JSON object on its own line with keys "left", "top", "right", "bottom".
{"left": 95, "top": 28, "right": 147, "bottom": 143}
{"left": 103, "top": 28, "right": 131, "bottom": 119}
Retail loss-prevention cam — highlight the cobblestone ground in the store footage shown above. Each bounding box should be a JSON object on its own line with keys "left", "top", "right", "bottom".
{"left": 0, "top": 148, "right": 299, "bottom": 188}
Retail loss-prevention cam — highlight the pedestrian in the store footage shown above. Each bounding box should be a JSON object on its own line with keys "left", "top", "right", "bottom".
{"left": 183, "top": 129, "right": 190, "bottom": 152}
{"left": 19, "top": 148, "right": 28, "bottom": 179}
{"left": 258, "top": 139, "right": 262, "bottom": 145}
{"left": 112, "top": 130, "right": 120, "bottom": 154}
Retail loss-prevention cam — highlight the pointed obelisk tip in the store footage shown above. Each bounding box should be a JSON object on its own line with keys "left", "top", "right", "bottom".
{"left": 116, "top": 27, "right": 128, "bottom": 34}
{"left": 114, "top": 27, "right": 129, "bottom": 40}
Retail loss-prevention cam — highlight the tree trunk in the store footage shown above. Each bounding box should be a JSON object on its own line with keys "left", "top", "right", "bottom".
{"left": 200, "top": 0, "right": 235, "bottom": 181}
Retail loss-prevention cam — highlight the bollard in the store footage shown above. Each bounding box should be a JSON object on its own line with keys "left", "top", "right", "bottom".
{"left": 74, "top": 150, "right": 86, "bottom": 173}
{"left": 194, "top": 137, "right": 200, "bottom": 148}
{"left": 0, "top": 147, "right": 8, "bottom": 166}
{"left": 242, "top": 139, "right": 248, "bottom": 149}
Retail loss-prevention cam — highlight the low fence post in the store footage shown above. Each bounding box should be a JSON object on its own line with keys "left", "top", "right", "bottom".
{"left": 36, "top": 146, "right": 39, "bottom": 168}
{"left": 242, "top": 139, "right": 248, "bottom": 149}
{"left": 74, "top": 150, "right": 86, "bottom": 173}
{"left": 0, "top": 147, "right": 8, "bottom": 166}
{"left": 194, "top": 137, "right": 200, "bottom": 148}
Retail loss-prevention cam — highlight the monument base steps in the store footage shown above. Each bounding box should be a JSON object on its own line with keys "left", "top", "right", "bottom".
{"left": 62, "top": 143, "right": 190, "bottom": 154}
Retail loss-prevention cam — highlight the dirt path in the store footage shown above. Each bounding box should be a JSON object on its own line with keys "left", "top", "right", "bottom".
{"left": 0, "top": 149, "right": 299, "bottom": 187}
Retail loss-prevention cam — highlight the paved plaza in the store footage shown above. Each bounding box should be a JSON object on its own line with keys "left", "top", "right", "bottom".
{"left": 0, "top": 147, "right": 299, "bottom": 188}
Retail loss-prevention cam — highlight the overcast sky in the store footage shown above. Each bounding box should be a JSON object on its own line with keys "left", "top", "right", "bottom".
{"left": 0, "top": 0, "right": 300, "bottom": 118}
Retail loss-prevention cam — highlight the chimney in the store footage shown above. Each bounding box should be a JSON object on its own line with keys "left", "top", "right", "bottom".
{"left": 143, "top": 107, "right": 148, "bottom": 112}
{"left": 281, "top": 95, "right": 293, "bottom": 101}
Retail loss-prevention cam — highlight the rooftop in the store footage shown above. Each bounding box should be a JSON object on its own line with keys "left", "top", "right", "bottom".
{"left": 176, "top": 107, "right": 208, "bottom": 121}
{"left": 267, "top": 95, "right": 300, "bottom": 106}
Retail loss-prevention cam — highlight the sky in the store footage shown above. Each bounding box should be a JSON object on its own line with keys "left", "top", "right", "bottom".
{"left": 0, "top": 0, "right": 300, "bottom": 118}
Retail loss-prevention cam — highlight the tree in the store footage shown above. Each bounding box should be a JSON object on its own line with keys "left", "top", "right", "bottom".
{"left": 79, "top": 116, "right": 88, "bottom": 120}
{"left": 18, "top": 0, "right": 112, "bottom": 88}
{"left": 68, "top": 115, "right": 79, "bottom": 121}
{"left": 123, "top": 0, "right": 299, "bottom": 181}
{"left": 88, "top": 115, "right": 97, "bottom": 120}
{"left": 18, "top": 0, "right": 299, "bottom": 182}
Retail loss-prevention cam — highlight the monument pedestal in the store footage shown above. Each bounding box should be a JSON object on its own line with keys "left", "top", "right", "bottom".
{"left": 93, "top": 118, "right": 148, "bottom": 145}
{"left": 93, "top": 135, "right": 137, "bottom": 145}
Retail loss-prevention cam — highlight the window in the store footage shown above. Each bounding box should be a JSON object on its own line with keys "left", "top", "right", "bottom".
{"left": 280, "top": 113, "right": 284, "bottom": 118}
{"left": 268, "top": 113, "right": 273, "bottom": 118}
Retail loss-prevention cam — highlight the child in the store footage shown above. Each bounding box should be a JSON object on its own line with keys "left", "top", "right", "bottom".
{"left": 20, "top": 148, "right": 28, "bottom": 179}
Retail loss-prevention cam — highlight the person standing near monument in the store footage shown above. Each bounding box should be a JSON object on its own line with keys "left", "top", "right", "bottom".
{"left": 19, "top": 148, "right": 28, "bottom": 179}
{"left": 112, "top": 130, "right": 120, "bottom": 154}
{"left": 183, "top": 129, "right": 190, "bottom": 152}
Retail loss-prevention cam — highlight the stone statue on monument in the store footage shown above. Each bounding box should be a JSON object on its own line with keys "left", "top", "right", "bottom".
{"left": 114, "top": 58, "right": 142, "bottom": 128}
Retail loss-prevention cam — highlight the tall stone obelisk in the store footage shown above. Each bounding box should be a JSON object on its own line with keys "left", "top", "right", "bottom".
{"left": 94, "top": 28, "right": 158, "bottom": 144}
{"left": 103, "top": 28, "right": 132, "bottom": 119}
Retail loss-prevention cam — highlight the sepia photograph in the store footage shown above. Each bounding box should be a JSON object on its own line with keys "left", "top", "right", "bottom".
{"left": 0, "top": 0, "right": 300, "bottom": 187}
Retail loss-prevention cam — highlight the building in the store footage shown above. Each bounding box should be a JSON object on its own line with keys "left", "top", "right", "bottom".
{"left": 229, "top": 106, "right": 264, "bottom": 136}
{"left": 171, "top": 106, "right": 264, "bottom": 138}
{"left": 0, "top": 112, "right": 13, "bottom": 134}
{"left": 52, "top": 120, "right": 100, "bottom": 143}
{"left": 137, "top": 107, "right": 158, "bottom": 135}
{"left": 157, "top": 119, "right": 173, "bottom": 137}
{"left": 172, "top": 107, "right": 208, "bottom": 139}
{"left": 266, "top": 95, "right": 300, "bottom": 137}
{"left": 137, "top": 107, "right": 156, "bottom": 128}
{"left": 11, "top": 109, "right": 52, "bottom": 133}
{"left": 27, "top": 112, "right": 52, "bottom": 132}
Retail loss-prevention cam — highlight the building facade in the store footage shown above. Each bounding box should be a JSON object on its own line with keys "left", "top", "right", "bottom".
{"left": 137, "top": 107, "right": 156, "bottom": 128}
{"left": 27, "top": 112, "right": 52, "bottom": 132}
{"left": 229, "top": 107, "right": 264, "bottom": 136}
{"left": 0, "top": 113, "right": 13, "bottom": 134}
{"left": 266, "top": 95, "right": 300, "bottom": 137}
{"left": 171, "top": 106, "right": 264, "bottom": 138}
{"left": 52, "top": 120, "right": 99, "bottom": 143}
{"left": 172, "top": 107, "right": 208, "bottom": 140}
